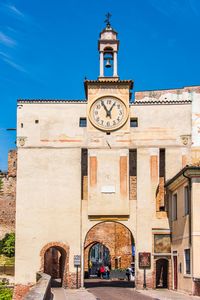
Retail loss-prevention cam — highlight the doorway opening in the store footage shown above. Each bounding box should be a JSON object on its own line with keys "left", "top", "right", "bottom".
{"left": 156, "top": 258, "right": 168, "bottom": 288}
{"left": 84, "top": 221, "right": 135, "bottom": 287}
{"left": 88, "top": 243, "right": 111, "bottom": 277}
{"left": 44, "top": 246, "right": 66, "bottom": 287}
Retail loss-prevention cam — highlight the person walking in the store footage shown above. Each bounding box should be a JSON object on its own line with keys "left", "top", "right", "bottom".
{"left": 105, "top": 265, "right": 110, "bottom": 279}
{"left": 126, "top": 267, "right": 131, "bottom": 281}
{"left": 100, "top": 265, "right": 105, "bottom": 279}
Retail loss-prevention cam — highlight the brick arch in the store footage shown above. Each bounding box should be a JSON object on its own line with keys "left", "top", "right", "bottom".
{"left": 84, "top": 221, "right": 135, "bottom": 245}
{"left": 84, "top": 221, "right": 135, "bottom": 273}
{"left": 40, "top": 242, "right": 69, "bottom": 288}
{"left": 85, "top": 240, "right": 110, "bottom": 250}
{"left": 85, "top": 240, "right": 111, "bottom": 272}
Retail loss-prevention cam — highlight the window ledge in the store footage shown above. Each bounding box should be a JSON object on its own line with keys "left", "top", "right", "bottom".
{"left": 183, "top": 274, "right": 192, "bottom": 278}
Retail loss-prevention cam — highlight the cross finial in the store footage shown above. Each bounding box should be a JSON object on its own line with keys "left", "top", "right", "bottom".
{"left": 105, "top": 12, "right": 112, "bottom": 28}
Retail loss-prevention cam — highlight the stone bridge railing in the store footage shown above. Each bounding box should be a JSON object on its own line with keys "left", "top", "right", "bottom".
{"left": 23, "top": 272, "right": 52, "bottom": 300}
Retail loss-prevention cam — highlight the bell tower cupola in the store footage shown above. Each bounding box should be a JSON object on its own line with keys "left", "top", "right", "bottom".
{"left": 98, "top": 13, "right": 119, "bottom": 79}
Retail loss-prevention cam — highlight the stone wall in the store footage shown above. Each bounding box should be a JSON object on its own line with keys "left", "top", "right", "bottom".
{"left": 8, "top": 150, "right": 17, "bottom": 177}
{"left": 13, "top": 284, "right": 32, "bottom": 300}
{"left": 0, "top": 150, "right": 17, "bottom": 239}
{"left": 194, "top": 279, "right": 200, "bottom": 296}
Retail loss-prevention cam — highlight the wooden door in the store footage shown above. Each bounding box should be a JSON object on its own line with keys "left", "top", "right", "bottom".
{"left": 173, "top": 256, "right": 178, "bottom": 290}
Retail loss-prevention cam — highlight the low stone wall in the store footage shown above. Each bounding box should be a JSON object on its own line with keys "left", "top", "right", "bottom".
{"left": 23, "top": 272, "right": 52, "bottom": 300}
{"left": 193, "top": 278, "right": 200, "bottom": 296}
{"left": 12, "top": 284, "right": 32, "bottom": 300}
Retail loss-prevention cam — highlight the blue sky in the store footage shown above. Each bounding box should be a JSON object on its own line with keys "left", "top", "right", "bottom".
{"left": 0, "top": 0, "right": 200, "bottom": 170}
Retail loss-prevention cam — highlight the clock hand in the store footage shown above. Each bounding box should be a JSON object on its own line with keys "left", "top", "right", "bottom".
{"left": 107, "top": 102, "right": 116, "bottom": 118}
{"left": 101, "top": 100, "right": 111, "bottom": 118}
{"left": 109, "top": 102, "right": 116, "bottom": 112}
{"left": 101, "top": 100, "right": 109, "bottom": 114}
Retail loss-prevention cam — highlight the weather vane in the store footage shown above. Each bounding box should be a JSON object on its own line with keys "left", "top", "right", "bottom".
{"left": 105, "top": 12, "right": 112, "bottom": 28}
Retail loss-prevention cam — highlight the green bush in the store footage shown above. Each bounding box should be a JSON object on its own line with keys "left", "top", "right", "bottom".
{"left": 0, "top": 288, "right": 12, "bottom": 300}
{"left": 0, "top": 233, "right": 15, "bottom": 258}
{"left": 0, "top": 178, "right": 3, "bottom": 193}
{"left": 0, "top": 282, "right": 12, "bottom": 300}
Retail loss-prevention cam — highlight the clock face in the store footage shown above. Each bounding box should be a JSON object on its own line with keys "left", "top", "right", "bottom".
{"left": 89, "top": 96, "right": 127, "bottom": 131}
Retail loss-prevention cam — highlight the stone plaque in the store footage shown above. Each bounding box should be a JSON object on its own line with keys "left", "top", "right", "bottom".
{"left": 101, "top": 185, "right": 115, "bottom": 193}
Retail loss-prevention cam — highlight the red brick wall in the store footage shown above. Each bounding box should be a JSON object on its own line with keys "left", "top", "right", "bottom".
{"left": 12, "top": 284, "right": 32, "bottom": 300}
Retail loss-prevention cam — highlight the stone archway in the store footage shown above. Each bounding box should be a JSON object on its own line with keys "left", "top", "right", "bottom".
{"left": 88, "top": 242, "right": 111, "bottom": 277}
{"left": 84, "top": 221, "right": 135, "bottom": 280}
{"left": 40, "top": 242, "right": 69, "bottom": 288}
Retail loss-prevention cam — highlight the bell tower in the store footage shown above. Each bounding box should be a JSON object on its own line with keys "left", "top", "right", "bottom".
{"left": 98, "top": 13, "right": 119, "bottom": 78}
{"left": 85, "top": 14, "right": 133, "bottom": 133}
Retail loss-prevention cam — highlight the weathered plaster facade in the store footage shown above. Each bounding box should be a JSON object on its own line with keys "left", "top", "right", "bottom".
{"left": 14, "top": 21, "right": 200, "bottom": 294}
{"left": 166, "top": 165, "right": 200, "bottom": 296}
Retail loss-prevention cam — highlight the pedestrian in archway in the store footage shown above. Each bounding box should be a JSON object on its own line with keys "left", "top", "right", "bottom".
{"left": 105, "top": 265, "right": 110, "bottom": 279}
{"left": 89, "top": 260, "right": 92, "bottom": 277}
{"left": 126, "top": 267, "right": 131, "bottom": 281}
{"left": 100, "top": 265, "right": 105, "bottom": 279}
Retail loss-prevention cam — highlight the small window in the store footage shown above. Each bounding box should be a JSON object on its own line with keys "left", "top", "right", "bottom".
{"left": 130, "top": 118, "right": 138, "bottom": 128}
{"left": 184, "top": 186, "right": 189, "bottom": 215}
{"left": 172, "top": 193, "right": 177, "bottom": 221}
{"left": 79, "top": 118, "right": 87, "bottom": 127}
{"left": 184, "top": 249, "right": 190, "bottom": 274}
{"left": 21, "top": 123, "right": 23, "bottom": 128}
{"left": 35, "top": 120, "right": 39, "bottom": 124}
{"left": 179, "top": 262, "right": 182, "bottom": 273}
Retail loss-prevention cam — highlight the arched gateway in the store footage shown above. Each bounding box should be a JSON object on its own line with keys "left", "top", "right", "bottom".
{"left": 84, "top": 222, "right": 135, "bottom": 282}
{"left": 40, "top": 242, "right": 69, "bottom": 288}
{"left": 156, "top": 258, "right": 169, "bottom": 288}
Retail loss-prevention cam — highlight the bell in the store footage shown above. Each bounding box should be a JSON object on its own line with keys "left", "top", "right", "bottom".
{"left": 105, "top": 59, "right": 111, "bottom": 68}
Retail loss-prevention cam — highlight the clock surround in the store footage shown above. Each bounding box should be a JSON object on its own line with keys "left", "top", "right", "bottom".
{"left": 89, "top": 96, "right": 128, "bottom": 131}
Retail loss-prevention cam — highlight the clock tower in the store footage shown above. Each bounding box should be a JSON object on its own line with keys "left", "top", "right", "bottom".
{"left": 84, "top": 17, "right": 134, "bottom": 217}
{"left": 85, "top": 16, "right": 133, "bottom": 133}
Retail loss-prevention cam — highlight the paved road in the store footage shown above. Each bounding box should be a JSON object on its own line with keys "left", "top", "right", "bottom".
{"left": 85, "top": 279, "right": 153, "bottom": 300}
{"left": 52, "top": 284, "right": 200, "bottom": 300}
